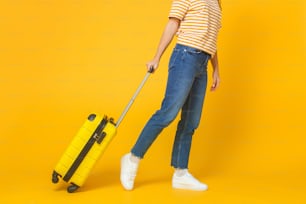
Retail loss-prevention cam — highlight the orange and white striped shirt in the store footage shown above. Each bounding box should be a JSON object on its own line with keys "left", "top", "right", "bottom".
{"left": 169, "top": 0, "right": 222, "bottom": 56}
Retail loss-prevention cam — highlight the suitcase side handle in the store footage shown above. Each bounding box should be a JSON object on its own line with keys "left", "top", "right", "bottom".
{"left": 115, "top": 68, "right": 154, "bottom": 128}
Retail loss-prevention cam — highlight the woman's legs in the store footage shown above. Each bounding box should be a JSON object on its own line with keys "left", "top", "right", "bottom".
{"left": 121, "top": 44, "right": 210, "bottom": 190}
{"left": 170, "top": 53, "right": 209, "bottom": 191}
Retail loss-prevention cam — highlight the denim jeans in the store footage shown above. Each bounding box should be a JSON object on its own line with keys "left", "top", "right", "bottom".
{"left": 131, "top": 44, "right": 210, "bottom": 169}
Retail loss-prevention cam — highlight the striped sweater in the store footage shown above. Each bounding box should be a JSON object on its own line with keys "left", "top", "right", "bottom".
{"left": 169, "top": 0, "right": 222, "bottom": 56}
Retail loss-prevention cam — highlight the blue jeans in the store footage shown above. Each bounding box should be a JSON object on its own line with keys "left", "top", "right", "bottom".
{"left": 131, "top": 44, "right": 210, "bottom": 169}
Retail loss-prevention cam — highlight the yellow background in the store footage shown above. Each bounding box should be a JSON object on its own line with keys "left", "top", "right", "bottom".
{"left": 0, "top": 0, "right": 306, "bottom": 203}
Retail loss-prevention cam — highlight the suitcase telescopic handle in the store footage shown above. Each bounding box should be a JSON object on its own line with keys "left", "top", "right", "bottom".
{"left": 115, "top": 67, "right": 154, "bottom": 128}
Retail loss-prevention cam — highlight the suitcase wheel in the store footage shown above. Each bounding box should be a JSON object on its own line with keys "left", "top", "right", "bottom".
{"left": 67, "top": 183, "right": 79, "bottom": 193}
{"left": 88, "top": 114, "right": 96, "bottom": 121}
{"left": 52, "top": 171, "right": 60, "bottom": 184}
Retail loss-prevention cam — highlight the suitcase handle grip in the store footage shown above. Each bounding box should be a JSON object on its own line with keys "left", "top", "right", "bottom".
{"left": 148, "top": 66, "right": 154, "bottom": 73}
{"left": 115, "top": 68, "right": 153, "bottom": 127}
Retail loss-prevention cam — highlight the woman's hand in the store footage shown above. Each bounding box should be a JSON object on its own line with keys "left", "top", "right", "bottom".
{"left": 146, "top": 58, "right": 159, "bottom": 73}
{"left": 211, "top": 69, "right": 220, "bottom": 91}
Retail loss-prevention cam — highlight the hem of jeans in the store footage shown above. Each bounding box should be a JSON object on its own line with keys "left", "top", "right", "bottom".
{"left": 171, "top": 164, "right": 189, "bottom": 169}
{"left": 130, "top": 149, "right": 144, "bottom": 159}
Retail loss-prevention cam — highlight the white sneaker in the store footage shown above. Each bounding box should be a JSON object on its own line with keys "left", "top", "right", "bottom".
{"left": 172, "top": 170, "right": 208, "bottom": 191}
{"left": 120, "top": 153, "right": 139, "bottom": 190}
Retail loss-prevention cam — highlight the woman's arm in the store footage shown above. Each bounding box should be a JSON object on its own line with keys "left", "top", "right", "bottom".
{"left": 210, "top": 51, "right": 221, "bottom": 91}
{"left": 146, "top": 17, "right": 180, "bottom": 72}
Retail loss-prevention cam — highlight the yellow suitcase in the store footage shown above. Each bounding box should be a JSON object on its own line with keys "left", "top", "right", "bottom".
{"left": 52, "top": 70, "right": 152, "bottom": 193}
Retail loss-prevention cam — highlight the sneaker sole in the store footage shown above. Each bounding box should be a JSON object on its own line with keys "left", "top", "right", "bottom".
{"left": 172, "top": 183, "right": 208, "bottom": 191}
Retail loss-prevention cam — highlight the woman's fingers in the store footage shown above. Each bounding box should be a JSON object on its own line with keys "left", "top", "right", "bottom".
{"left": 210, "top": 77, "right": 220, "bottom": 91}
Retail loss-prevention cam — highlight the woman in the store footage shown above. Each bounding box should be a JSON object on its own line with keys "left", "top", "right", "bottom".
{"left": 120, "top": 0, "right": 222, "bottom": 191}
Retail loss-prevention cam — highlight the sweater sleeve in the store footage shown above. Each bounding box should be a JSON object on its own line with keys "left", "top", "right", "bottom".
{"left": 168, "top": 0, "right": 190, "bottom": 21}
